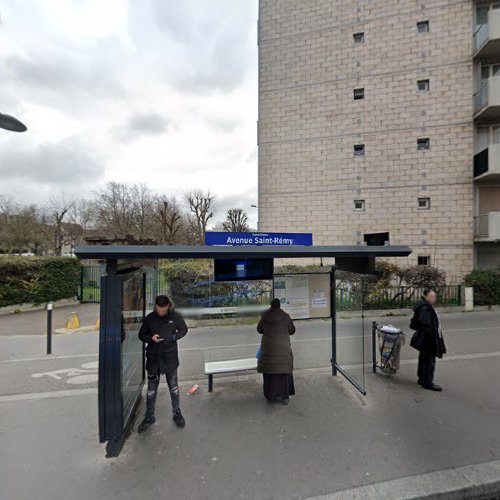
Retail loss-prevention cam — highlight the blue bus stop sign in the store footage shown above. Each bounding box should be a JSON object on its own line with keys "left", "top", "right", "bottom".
{"left": 205, "top": 232, "right": 313, "bottom": 246}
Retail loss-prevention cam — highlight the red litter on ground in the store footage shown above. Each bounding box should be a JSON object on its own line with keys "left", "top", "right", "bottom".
{"left": 186, "top": 384, "right": 199, "bottom": 395}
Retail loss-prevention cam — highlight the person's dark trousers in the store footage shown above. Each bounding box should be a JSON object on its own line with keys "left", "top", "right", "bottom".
{"left": 145, "top": 369, "right": 180, "bottom": 418}
{"left": 417, "top": 352, "right": 436, "bottom": 386}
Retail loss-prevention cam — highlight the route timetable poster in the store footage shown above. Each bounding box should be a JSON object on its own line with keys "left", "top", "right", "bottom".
{"left": 273, "top": 274, "right": 331, "bottom": 319}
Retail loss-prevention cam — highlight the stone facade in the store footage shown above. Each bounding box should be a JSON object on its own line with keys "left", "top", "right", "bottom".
{"left": 258, "top": 0, "right": 476, "bottom": 282}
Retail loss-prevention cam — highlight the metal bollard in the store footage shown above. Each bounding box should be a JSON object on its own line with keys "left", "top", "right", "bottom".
{"left": 372, "top": 321, "right": 378, "bottom": 373}
{"left": 47, "top": 303, "right": 53, "bottom": 355}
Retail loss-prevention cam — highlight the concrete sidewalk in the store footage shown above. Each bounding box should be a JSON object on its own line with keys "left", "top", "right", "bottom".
{"left": 2, "top": 352, "right": 500, "bottom": 500}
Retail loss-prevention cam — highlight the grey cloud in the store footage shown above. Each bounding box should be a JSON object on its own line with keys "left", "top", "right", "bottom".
{"left": 246, "top": 149, "right": 258, "bottom": 164}
{"left": 0, "top": 136, "right": 104, "bottom": 186}
{"left": 214, "top": 190, "right": 257, "bottom": 219}
{"left": 2, "top": 40, "right": 126, "bottom": 111}
{"left": 111, "top": 112, "right": 169, "bottom": 142}
{"left": 128, "top": 0, "right": 257, "bottom": 94}
{"left": 206, "top": 116, "right": 240, "bottom": 133}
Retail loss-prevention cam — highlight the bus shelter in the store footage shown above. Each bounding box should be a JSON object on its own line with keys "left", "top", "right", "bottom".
{"left": 75, "top": 244, "right": 411, "bottom": 457}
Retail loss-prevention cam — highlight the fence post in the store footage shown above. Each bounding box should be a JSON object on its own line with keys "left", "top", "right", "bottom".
{"left": 46, "top": 302, "right": 53, "bottom": 355}
{"left": 465, "top": 286, "right": 474, "bottom": 311}
{"left": 79, "top": 266, "right": 84, "bottom": 301}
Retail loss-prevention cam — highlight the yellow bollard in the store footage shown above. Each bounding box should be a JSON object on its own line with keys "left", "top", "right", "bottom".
{"left": 95, "top": 317, "right": 100, "bottom": 330}
{"left": 66, "top": 311, "right": 80, "bottom": 330}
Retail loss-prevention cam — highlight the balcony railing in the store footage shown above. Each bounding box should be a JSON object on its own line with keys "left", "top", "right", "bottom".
{"left": 474, "top": 78, "right": 500, "bottom": 120}
{"left": 473, "top": 9, "right": 500, "bottom": 59}
{"left": 474, "top": 148, "right": 489, "bottom": 177}
{"left": 475, "top": 84, "right": 489, "bottom": 112}
{"left": 475, "top": 212, "right": 500, "bottom": 240}
{"left": 474, "top": 144, "right": 500, "bottom": 180}
{"left": 474, "top": 23, "right": 490, "bottom": 52}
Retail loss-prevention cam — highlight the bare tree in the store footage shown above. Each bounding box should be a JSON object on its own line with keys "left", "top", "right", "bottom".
{"left": 155, "top": 196, "right": 184, "bottom": 245}
{"left": 70, "top": 198, "right": 97, "bottom": 231}
{"left": 222, "top": 208, "right": 250, "bottom": 232}
{"left": 46, "top": 194, "right": 76, "bottom": 256}
{"left": 130, "top": 183, "right": 155, "bottom": 240}
{"left": 0, "top": 197, "right": 45, "bottom": 254}
{"left": 186, "top": 190, "right": 215, "bottom": 244}
{"left": 93, "top": 182, "right": 134, "bottom": 239}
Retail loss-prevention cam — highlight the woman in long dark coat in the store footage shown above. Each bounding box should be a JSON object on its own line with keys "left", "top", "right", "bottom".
{"left": 257, "top": 298, "right": 296, "bottom": 404}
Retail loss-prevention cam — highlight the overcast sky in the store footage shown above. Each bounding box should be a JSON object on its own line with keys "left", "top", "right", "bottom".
{"left": 0, "top": 0, "right": 259, "bottom": 226}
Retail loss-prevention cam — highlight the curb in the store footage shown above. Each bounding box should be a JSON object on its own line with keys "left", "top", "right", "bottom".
{"left": 54, "top": 326, "right": 98, "bottom": 335}
{"left": 0, "top": 299, "right": 81, "bottom": 316}
{"left": 307, "top": 459, "right": 500, "bottom": 500}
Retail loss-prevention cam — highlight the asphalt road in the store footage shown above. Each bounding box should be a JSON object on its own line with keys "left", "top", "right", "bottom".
{"left": 1, "top": 308, "right": 499, "bottom": 396}
{"left": 1, "top": 308, "right": 500, "bottom": 499}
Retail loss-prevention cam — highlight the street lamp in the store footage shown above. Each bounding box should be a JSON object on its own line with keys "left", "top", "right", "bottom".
{"left": 0, "top": 112, "right": 27, "bottom": 132}
{"left": 250, "top": 204, "right": 259, "bottom": 230}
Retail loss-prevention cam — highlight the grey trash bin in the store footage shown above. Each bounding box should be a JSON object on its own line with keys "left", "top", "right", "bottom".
{"left": 377, "top": 325, "right": 405, "bottom": 374}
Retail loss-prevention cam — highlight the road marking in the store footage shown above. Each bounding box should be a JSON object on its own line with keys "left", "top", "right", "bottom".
{"left": 2, "top": 350, "right": 500, "bottom": 403}
{"left": 1, "top": 326, "right": 500, "bottom": 362}
{"left": 0, "top": 388, "right": 97, "bottom": 402}
{"left": 32, "top": 361, "right": 98, "bottom": 385}
{"left": 0, "top": 353, "right": 98, "bottom": 364}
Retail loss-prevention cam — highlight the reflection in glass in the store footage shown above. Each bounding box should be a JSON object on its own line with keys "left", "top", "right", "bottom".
{"left": 121, "top": 270, "right": 145, "bottom": 425}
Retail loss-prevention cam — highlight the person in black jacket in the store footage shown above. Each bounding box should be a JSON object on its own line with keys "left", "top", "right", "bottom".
{"left": 257, "top": 298, "right": 296, "bottom": 404}
{"left": 411, "top": 289, "right": 446, "bottom": 392}
{"left": 137, "top": 295, "right": 188, "bottom": 433}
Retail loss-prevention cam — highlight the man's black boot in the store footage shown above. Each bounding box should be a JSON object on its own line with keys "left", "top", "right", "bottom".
{"left": 173, "top": 409, "right": 185, "bottom": 428}
{"left": 138, "top": 414, "right": 156, "bottom": 433}
{"left": 422, "top": 383, "right": 442, "bottom": 392}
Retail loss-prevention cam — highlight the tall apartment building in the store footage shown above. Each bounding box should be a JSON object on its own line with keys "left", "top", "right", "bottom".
{"left": 257, "top": 1, "right": 500, "bottom": 282}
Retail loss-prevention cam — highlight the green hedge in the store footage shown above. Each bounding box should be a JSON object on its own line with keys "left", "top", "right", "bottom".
{"left": 464, "top": 270, "right": 500, "bottom": 306}
{"left": 0, "top": 257, "right": 80, "bottom": 307}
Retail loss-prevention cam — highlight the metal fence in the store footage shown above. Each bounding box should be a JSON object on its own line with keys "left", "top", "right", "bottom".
{"left": 336, "top": 285, "right": 462, "bottom": 311}
{"left": 79, "top": 264, "right": 106, "bottom": 303}
{"left": 80, "top": 265, "right": 462, "bottom": 312}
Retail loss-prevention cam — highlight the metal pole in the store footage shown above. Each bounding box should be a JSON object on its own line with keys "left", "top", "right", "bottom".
{"left": 46, "top": 303, "right": 53, "bottom": 355}
{"left": 330, "top": 268, "right": 337, "bottom": 376}
{"left": 372, "top": 321, "right": 377, "bottom": 373}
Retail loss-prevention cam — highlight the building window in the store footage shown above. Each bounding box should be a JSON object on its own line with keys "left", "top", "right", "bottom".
{"left": 417, "top": 20, "right": 429, "bottom": 33}
{"left": 417, "top": 138, "right": 430, "bottom": 150}
{"left": 354, "top": 199, "right": 365, "bottom": 211}
{"left": 417, "top": 79, "right": 430, "bottom": 91}
{"left": 418, "top": 197, "right": 431, "bottom": 209}
{"left": 353, "top": 32, "right": 365, "bottom": 44}
{"left": 418, "top": 256, "right": 431, "bottom": 266}
{"left": 364, "top": 232, "right": 390, "bottom": 246}
{"left": 353, "top": 88, "right": 365, "bottom": 100}
{"left": 354, "top": 144, "right": 365, "bottom": 156}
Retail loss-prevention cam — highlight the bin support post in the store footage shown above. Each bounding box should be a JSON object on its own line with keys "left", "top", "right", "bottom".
{"left": 46, "top": 303, "right": 53, "bottom": 355}
{"left": 330, "top": 268, "right": 337, "bottom": 376}
{"left": 372, "top": 321, "right": 377, "bottom": 373}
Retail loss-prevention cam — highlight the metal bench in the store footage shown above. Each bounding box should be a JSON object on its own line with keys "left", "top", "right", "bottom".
{"left": 204, "top": 358, "right": 258, "bottom": 392}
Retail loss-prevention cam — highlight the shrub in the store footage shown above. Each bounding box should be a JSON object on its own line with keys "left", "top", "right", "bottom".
{"left": 0, "top": 257, "right": 80, "bottom": 307}
{"left": 159, "top": 260, "right": 212, "bottom": 305}
{"left": 464, "top": 270, "right": 500, "bottom": 306}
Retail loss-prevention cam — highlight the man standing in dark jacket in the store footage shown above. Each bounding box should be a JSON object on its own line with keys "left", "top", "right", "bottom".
{"left": 137, "top": 295, "right": 188, "bottom": 432}
{"left": 411, "top": 289, "right": 446, "bottom": 392}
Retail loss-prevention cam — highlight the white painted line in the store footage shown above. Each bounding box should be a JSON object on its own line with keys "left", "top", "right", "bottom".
{"left": 0, "top": 388, "right": 97, "bottom": 403}
{"left": 0, "top": 353, "right": 98, "bottom": 364}
{"left": 1, "top": 326, "right": 500, "bottom": 363}
{"left": 2, "top": 351, "right": 500, "bottom": 403}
